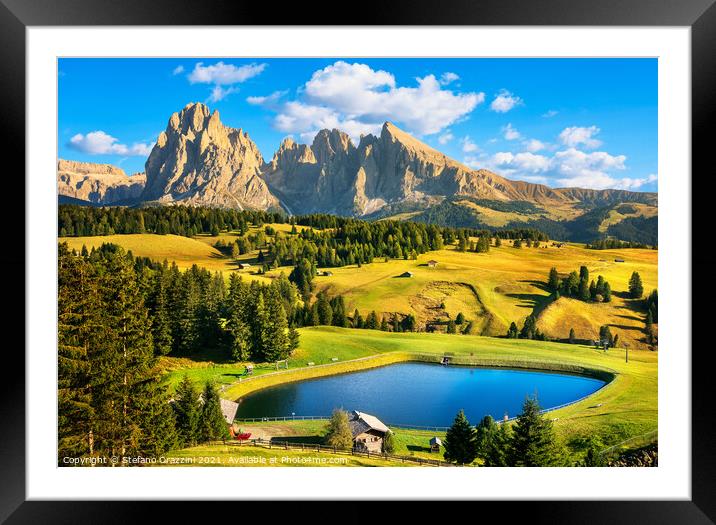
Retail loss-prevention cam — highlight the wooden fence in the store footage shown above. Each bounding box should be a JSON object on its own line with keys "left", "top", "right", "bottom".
{"left": 598, "top": 429, "right": 658, "bottom": 459}
{"left": 216, "top": 438, "right": 457, "bottom": 467}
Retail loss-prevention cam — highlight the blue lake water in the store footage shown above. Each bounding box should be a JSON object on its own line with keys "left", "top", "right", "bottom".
{"left": 234, "top": 362, "right": 607, "bottom": 426}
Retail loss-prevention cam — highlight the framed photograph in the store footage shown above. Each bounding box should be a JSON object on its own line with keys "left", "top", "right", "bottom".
{"left": 4, "top": 0, "right": 712, "bottom": 521}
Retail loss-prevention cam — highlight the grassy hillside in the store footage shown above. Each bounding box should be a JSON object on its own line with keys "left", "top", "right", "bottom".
{"left": 62, "top": 229, "right": 657, "bottom": 350}
{"left": 159, "top": 443, "right": 416, "bottom": 467}
{"left": 220, "top": 327, "right": 656, "bottom": 453}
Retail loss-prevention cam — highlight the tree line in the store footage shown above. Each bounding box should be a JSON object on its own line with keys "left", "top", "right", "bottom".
{"left": 548, "top": 265, "right": 612, "bottom": 303}
{"left": 587, "top": 238, "right": 653, "bottom": 250}
{"left": 442, "top": 396, "right": 578, "bottom": 466}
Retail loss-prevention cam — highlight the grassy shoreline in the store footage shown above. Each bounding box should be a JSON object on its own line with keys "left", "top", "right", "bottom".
{"left": 223, "top": 350, "right": 616, "bottom": 401}
{"left": 220, "top": 327, "right": 656, "bottom": 452}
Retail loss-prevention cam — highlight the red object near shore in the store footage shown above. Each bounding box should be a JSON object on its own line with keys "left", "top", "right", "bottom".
{"left": 236, "top": 432, "right": 252, "bottom": 441}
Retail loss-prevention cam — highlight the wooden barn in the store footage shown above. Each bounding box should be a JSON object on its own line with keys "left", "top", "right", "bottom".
{"left": 430, "top": 436, "right": 442, "bottom": 453}
{"left": 348, "top": 411, "right": 389, "bottom": 453}
{"left": 427, "top": 260, "right": 439, "bottom": 268}
{"left": 238, "top": 262, "right": 252, "bottom": 270}
{"left": 399, "top": 271, "right": 414, "bottom": 278}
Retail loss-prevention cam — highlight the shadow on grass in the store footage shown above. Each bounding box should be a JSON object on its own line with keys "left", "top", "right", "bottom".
{"left": 505, "top": 292, "right": 550, "bottom": 310}
{"left": 607, "top": 323, "right": 644, "bottom": 333}
{"left": 269, "top": 435, "right": 324, "bottom": 445}
{"left": 615, "top": 313, "right": 644, "bottom": 323}
{"left": 518, "top": 279, "right": 552, "bottom": 293}
{"left": 406, "top": 445, "right": 433, "bottom": 453}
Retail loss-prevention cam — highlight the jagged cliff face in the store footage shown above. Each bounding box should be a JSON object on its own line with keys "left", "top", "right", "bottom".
{"left": 61, "top": 103, "right": 656, "bottom": 221}
{"left": 57, "top": 159, "right": 146, "bottom": 204}
{"left": 261, "top": 121, "right": 651, "bottom": 216}
{"left": 141, "top": 102, "right": 280, "bottom": 210}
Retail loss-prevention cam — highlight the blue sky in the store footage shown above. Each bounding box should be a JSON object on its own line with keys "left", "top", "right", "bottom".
{"left": 58, "top": 58, "right": 657, "bottom": 191}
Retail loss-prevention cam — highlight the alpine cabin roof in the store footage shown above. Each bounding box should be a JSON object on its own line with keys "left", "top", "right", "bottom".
{"left": 220, "top": 398, "right": 239, "bottom": 424}
{"left": 348, "top": 410, "right": 389, "bottom": 437}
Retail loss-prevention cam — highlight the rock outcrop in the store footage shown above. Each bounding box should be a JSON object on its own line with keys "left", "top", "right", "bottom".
{"left": 262, "top": 121, "right": 656, "bottom": 216}
{"left": 57, "top": 159, "right": 146, "bottom": 204}
{"left": 141, "top": 102, "right": 280, "bottom": 210}
{"left": 62, "top": 102, "right": 656, "bottom": 223}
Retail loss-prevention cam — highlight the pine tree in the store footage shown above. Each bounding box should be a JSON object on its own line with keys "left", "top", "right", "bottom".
{"left": 579, "top": 278, "right": 590, "bottom": 301}
{"left": 520, "top": 314, "right": 537, "bottom": 339}
{"left": 443, "top": 410, "right": 478, "bottom": 465}
{"left": 548, "top": 267, "right": 560, "bottom": 291}
{"left": 324, "top": 409, "right": 354, "bottom": 450}
{"left": 174, "top": 375, "right": 201, "bottom": 448}
{"left": 365, "top": 311, "right": 379, "bottom": 330}
{"left": 569, "top": 328, "right": 576, "bottom": 344}
{"left": 603, "top": 282, "right": 612, "bottom": 302}
{"left": 599, "top": 325, "right": 614, "bottom": 346}
{"left": 447, "top": 320, "right": 457, "bottom": 334}
{"left": 352, "top": 308, "right": 364, "bottom": 329}
{"left": 148, "top": 271, "right": 173, "bottom": 356}
{"left": 507, "top": 322, "right": 519, "bottom": 339}
{"left": 509, "top": 396, "right": 564, "bottom": 466}
{"left": 475, "top": 415, "right": 511, "bottom": 467}
{"left": 97, "top": 247, "right": 162, "bottom": 459}
{"left": 382, "top": 430, "right": 396, "bottom": 454}
{"left": 58, "top": 246, "right": 97, "bottom": 461}
{"left": 629, "top": 271, "right": 644, "bottom": 299}
{"left": 262, "top": 288, "right": 291, "bottom": 361}
{"left": 455, "top": 312, "right": 465, "bottom": 325}
{"left": 316, "top": 292, "right": 333, "bottom": 326}
{"left": 199, "top": 382, "right": 230, "bottom": 442}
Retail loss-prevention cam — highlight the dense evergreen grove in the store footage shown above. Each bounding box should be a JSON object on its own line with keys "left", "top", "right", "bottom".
{"left": 548, "top": 266, "right": 612, "bottom": 303}
{"left": 58, "top": 242, "right": 239, "bottom": 464}
{"left": 442, "top": 397, "right": 568, "bottom": 466}
{"left": 587, "top": 238, "right": 653, "bottom": 250}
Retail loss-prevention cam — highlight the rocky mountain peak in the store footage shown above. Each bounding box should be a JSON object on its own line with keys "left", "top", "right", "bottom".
{"left": 311, "top": 129, "right": 355, "bottom": 164}
{"left": 141, "top": 103, "right": 278, "bottom": 210}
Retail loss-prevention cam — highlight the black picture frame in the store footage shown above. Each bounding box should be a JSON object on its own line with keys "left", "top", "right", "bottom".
{"left": 2, "top": 0, "right": 711, "bottom": 522}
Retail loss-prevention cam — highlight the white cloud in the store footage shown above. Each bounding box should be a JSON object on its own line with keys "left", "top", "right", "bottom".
{"left": 209, "top": 85, "right": 239, "bottom": 103}
{"left": 558, "top": 126, "right": 602, "bottom": 149}
{"left": 552, "top": 148, "right": 626, "bottom": 175}
{"left": 438, "top": 131, "right": 454, "bottom": 145}
{"left": 490, "top": 89, "right": 523, "bottom": 113}
{"left": 542, "top": 110, "right": 558, "bottom": 118}
{"left": 523, "top": 138, "right": 546, "bottom": 152}
{"left": 172, "top": 65, "right": 185, "bottom": 75}
{"left": 489, "top": 151, "right": 550, "bottom": 173}
{"left": 68, "top": 131, "right": 153, "bottom": 157}
{"left": 461, "top": 136, "right": 479, "bottom": 153}
{"left": 479, "top": 144, "right": 639, "bottom": 190}
{"left": 440, "top": 72, "right": 460, "bottom": 85}
{"left": 187, "top": 61, "right": 267, "bottom": 103}
{"left": 502, "top": 123, "right": 521, "bottom": 141}
{"left": 188, "top": 61, "right": 267, "bottom": 85}
{"left": 246, "top": 90, "right": 287, "bottom": 108}
{"left": 253, "top": 61, "right": 484, "bottom": 141}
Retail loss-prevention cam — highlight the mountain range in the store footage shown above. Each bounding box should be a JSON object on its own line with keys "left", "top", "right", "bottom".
{"left": 57, "top": 102, "right": 658, "bottom": 242}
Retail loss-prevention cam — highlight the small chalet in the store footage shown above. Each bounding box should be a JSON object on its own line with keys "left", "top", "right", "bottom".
{"left": 427, "top": 260, "right": 439, "bottom": 268}
{"left": 220, "top": 399, "right": 239, "bottom": 425}
{"left": 429, "top": 436, "right": 442, "bottom": 453}
{"left": 238, "top": 262, "right": 252, "bottom": 270}
{"left": 399, "top": 271, "right": 414, "bottom": 278}
{"left": 348, "top": 411, "right": 389, "bottom": 453}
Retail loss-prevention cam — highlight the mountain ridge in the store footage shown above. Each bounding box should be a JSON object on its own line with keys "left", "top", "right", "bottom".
{"left": 58, "top": 102, "right": 657, "bottom": 241}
